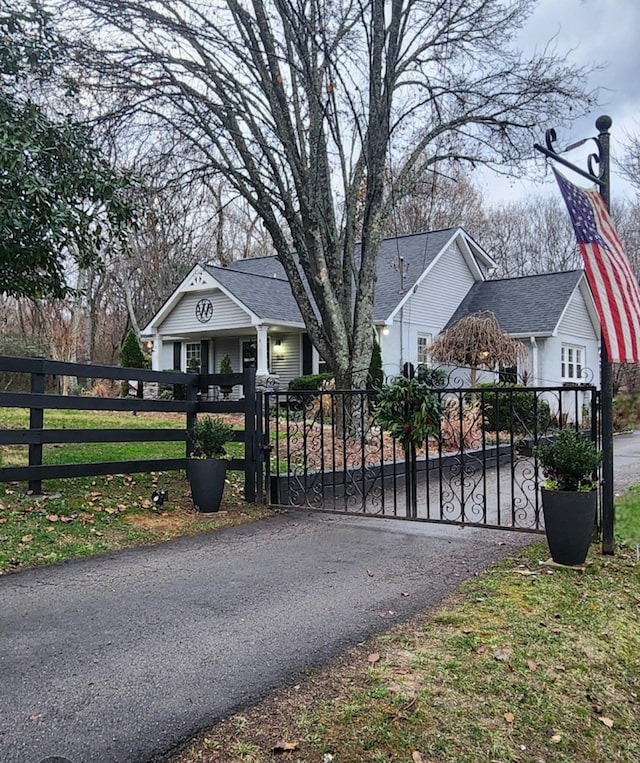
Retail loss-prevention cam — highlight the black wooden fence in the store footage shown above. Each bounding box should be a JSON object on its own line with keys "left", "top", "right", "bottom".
{"left": 0, "top": 356, "right": 262, "bottom": 501}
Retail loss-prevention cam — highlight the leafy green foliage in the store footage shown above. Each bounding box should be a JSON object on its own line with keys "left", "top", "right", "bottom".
{"left": 477, "top": 383, "right": 552, "bottom": 434}
{"left": 118, "top": 328, "right": 146, "bottom": 369}
{"left": 190, "top": 415, "right": 234, "bottom": 459}
{"left": 415, "top": 364, "right": 448, "bottom": 388}
{"left": 374, "top": 375, "right": 441, "bottom": 452}
{"left": 536, "top": 428, "right": 602, "bottom": 491}
{"left": 0, "top": 0, "right": 136, "bottom": 299}
{"left": 219, "top": 354, "right": 233, "bottom": 374}
{"left": 367, "top": 339, "right": 383, "bottom": 390}
{"left": 288, "top": 372, "right": 334, "bottom": 391}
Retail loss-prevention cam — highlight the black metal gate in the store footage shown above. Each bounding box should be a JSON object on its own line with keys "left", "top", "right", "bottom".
{"left": 263, "top": 384, "right": 599, "bottom": 532}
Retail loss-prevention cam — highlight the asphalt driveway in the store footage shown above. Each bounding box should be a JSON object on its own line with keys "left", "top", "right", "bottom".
{"left": 2, "top": 431, "right": 637, "bottom": 763}
{"left": 1, "top": 511, "right": 531, "bottom": 763}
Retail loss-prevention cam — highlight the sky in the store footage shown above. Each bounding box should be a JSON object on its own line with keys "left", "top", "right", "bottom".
{"left": 478, "top": 0, "right": 640, "bottom": 204}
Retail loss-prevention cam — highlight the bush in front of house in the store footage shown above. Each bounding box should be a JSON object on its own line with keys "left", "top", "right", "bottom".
{"left": 476, "top": 382, "right": 552, "bottom": 434}
{"left": 288, "top": 372, "right": 334, "bottom": 391}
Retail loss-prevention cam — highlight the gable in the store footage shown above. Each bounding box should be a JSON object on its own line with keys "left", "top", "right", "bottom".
{"left": 446, "top": 270, "right": 588, "bottom": 337}
{"left": 557, "top": 287, "right": 599, "bottom": 340}
{"left": 374, "top": 229, "right": 492, "bottom": 322}
{"left": 405, "top": 240, "right": 477, "bottom": 327}
{"left": 158, "top": 291, "right": 253, "bottom": 334}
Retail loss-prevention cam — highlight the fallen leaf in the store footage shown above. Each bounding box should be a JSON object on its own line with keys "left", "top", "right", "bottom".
{"left": 368, "top": 653, "right": 381, "bottom": 663}
{"left": 493, "top": 650, "right": 508, "bottom": 662}
{"left": 504, "top": 712, "right": 515, "bottom": 724}
{"left": 462, "top": 627, "right": 474, "bottom": 634}
{"left": 21, "top": 535, "right": 33, "bottom": 543}
{"left": 401, "top": 591, "right": 410, "bottom": 597}
{"left": 475, "top": 644, "right": 487, "bottom": 654}
{"left": 104, "top": 507, "right": 116, "bottom": 514}
{"left": 527, "top": 660, "right": 538, "bottom": 671}
{"left": 412, "top": 752, "right": 425, "bottom": 763}
{"left": 599, "top": 716, "right": 614, "bottom": 728}
{"left": 550, "top": 734, "right": 562, "bottom": 744}
{"left": 272, "top": 740, "right": 299, "bottom": 754}
{"left": 60, "top": 515, "right": 73, "bottom": 523}
{"left": 46, "top": 514, "right": 59, "bottom": 522}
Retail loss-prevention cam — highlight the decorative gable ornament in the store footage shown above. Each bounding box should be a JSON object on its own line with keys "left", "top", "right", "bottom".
{"left": 186, "top": 267, "right": 209, "bottom": 288}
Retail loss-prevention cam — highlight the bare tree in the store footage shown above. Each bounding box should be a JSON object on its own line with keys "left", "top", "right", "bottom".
{"left": 479, "top": 195, "right": 581, "bottom": 277}
{"left": 385, "top": 167, "right": 487, "bottom": 238}
{"left": 429, "top": 311, "right": 525, "bottom": 388}
{"left": 58, "top": 0, "right": 595, "bottom": 388}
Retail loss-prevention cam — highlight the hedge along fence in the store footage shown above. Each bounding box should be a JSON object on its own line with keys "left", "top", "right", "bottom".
{"left": 0, "top": 356, "right": 262, "bottom": 502}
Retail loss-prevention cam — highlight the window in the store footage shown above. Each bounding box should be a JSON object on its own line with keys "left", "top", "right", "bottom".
{"left": 417, "top": 333, "right": 432, "bottom": 365}
{"left": 185, "top": 342, "right": 201, "bottom": 372}
{"left": 561, "top": 344, "right": 584, "bottom": 381}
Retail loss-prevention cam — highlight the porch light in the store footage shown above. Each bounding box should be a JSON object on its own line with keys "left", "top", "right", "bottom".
{"left": 382, "top": 327, "right": 390, "bottom": 336}
{"left": 274, "top": 339, "right": 284, "bottom": 355}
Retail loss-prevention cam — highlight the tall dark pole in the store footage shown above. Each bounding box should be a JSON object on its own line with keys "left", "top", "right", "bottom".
{"left": 596, "top": 115, "right": 615, "bottom": 554}
{"left": 534, "top": 114, "right": 616, "bottom": 555}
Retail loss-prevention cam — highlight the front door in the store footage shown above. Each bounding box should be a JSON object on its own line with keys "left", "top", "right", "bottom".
{"left": 242, "top": 340, "right": 257, "bottom": 370}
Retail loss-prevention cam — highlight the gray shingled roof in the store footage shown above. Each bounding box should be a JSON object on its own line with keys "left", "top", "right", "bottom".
{"left": 204, "top": 264, "right": 303, "bottom": 323}
{"left": 445, "top": 270, "right": 585, "bottom": 335}
{"left": 204, "top": 229, "right": 465, "bottom": 323}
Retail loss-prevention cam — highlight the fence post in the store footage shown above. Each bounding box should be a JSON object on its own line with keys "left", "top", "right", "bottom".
{"left": 243, "top": 368, "right": 257, "bottom": 502}
{"left": 186, "top": 376, "right": 198, "bottom": 458}
{"left": 28, "top": 359, "right": 45, "bottom": 495}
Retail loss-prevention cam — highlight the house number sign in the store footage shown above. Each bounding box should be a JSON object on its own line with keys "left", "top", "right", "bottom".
{"left": 195, "top": 298, "right": 213, "bottom": 323}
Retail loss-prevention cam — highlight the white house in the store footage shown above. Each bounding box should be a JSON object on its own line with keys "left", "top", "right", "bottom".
{"left": 141, "top": 227, "right": 601, "bottom": 394}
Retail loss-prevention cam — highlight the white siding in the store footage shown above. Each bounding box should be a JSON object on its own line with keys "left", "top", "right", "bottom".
{"left": 270, "top": 333, "right": 302, "bottom": 389}
{"left": 381, "top": 241, "right": 477, "bottom": 375}
{"left": 159, "top": 291, "right": 252, "bottom": 334}
{"left": 557, "top": 291, "right": 595, "bottom": 339}
{"left": 408, "top": 241, "right": 476, "bottom": 327}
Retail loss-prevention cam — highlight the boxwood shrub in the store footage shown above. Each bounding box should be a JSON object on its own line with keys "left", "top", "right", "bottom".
{"left": 476, "top": 383, "right": 552, "bottom": 434}
{"left": 288, "top": 372, "right": 334, "bottom": 391}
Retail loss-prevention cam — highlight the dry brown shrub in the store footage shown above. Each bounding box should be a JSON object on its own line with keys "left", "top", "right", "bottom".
{"left": 440, "top": 398, "right": 483, "bottom": 450}
{"left": 90, "top": 378, "right": 119, "bottom": 397}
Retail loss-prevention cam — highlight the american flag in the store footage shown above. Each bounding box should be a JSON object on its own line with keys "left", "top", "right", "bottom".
{"left": 553, "top": 167, "right": 640, "bottom": 363}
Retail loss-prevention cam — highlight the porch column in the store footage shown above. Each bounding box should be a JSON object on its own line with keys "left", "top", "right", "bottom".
{"left": 255, "top": 325, "right": 269, "bottom": 376}
{"left": 529, "top": 336, "right": 538, "bottom": 386}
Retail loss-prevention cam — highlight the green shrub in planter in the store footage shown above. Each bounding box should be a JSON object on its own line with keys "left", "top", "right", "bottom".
{"left": 535, "top": 428, "right": 601, "bottom": 491}
{"left": 190, "top": 415, "right": 235, "bottom": 459}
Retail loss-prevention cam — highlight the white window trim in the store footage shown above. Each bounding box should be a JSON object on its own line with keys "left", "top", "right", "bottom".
{"left": 417, "top": 332, "right": 433, "bottom": 365}
{"left": 561, "top": 343, "right": 585, "bottom": 382}
{"left": 185, "top": 342, "right": 201, "bottom": 371}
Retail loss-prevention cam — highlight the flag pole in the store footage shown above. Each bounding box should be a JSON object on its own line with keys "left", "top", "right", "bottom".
{"left": 534, "top": 115, "right": 615, "bottom": 556}
{"left": 595, "top": 115, "right": 615, "bottom": 554}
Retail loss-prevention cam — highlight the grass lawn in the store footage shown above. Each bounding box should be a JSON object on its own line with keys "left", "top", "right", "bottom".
{"left": 0, "top": 408, "right": 271, "bottom": 573}
{"left": 171, "top": 500, "right": 640, "bottom": 763}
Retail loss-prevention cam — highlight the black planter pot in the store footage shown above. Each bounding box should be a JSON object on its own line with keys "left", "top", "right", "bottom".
{"left": 541, "top": 488, "right": 597, "bottom": 566}
{"left": 188, "top": 459, "right": 228, "bottom": 513}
